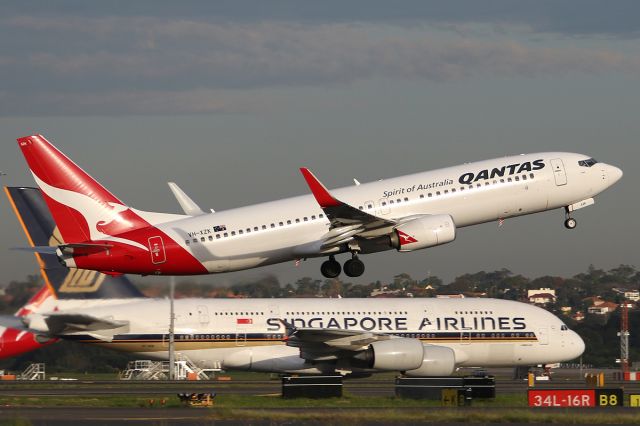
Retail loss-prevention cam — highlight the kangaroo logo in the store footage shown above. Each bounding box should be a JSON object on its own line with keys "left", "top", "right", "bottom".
{"left": 32, "top": 173, "right": 148, "bottom": 251}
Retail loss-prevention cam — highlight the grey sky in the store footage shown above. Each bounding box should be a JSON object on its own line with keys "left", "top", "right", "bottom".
{"left": 0, "top": 2, "right": 637, "bottom": 287}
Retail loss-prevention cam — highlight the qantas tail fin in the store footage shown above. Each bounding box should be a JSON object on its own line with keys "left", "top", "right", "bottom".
{"left": 4, "top": 186, "right": 145, "bottom": 300}
{"left": 16, "top": 134, "right": 155, "bottom": 244}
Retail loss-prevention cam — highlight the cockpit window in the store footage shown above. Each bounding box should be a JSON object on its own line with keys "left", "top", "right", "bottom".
{"left": 560, "top": 324, "right": 568, "bottom": 331}
{"left": 578, "top": 158, "right": 598, "bottom": 167}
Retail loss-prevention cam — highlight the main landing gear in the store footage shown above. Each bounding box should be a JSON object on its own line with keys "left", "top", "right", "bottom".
{"left": 564, "top": 207, "right": 577, "bottom": 230}
{"left": 320, "top": 254, "right": 365, "bottom": 278}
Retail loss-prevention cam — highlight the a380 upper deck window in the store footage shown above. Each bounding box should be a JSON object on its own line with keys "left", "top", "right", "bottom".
{"left": 578, "top": 158, "right": 598, "bottom": 167}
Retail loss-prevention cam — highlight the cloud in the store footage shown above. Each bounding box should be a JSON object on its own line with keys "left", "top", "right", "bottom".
{"left": 1, "top": 16, "right": 639, "bottom": 115}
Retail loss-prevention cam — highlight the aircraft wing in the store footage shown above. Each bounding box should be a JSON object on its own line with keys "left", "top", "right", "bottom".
{"left": 282, "top": 320, "right": 391, "bottom": 360}
{"left": 300, "top": 168, "right": 395, "bottom": 231}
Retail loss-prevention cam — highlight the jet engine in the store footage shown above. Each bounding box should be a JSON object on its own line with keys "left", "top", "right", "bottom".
{"left": 389, "top": 215, "right": 456, "bottom": 252}
{"left": 404, "top": 344, "right": 456, "bottom": 376}
{"left": 352, "top": 338, "right": 424, "bottom": 371}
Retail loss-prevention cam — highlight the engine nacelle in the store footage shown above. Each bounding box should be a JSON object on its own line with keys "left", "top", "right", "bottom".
{"left": 404, "top": 344, "right": 456, "bottom": 376}
{"left": 390, "top": 215, "right": 456, "bottom": 252}
{"left": 352, "top": 338, "right": 424, "bottom": 371}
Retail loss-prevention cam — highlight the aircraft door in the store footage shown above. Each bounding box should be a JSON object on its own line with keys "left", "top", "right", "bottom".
{"left": 197, "top": 305, "right": 210, "bottom": 326}
{"left": 537, "top": 327, "right": 549, "bottom": 345}
{"left": 148, "top": 236, "right": 167, "bottom": 264}
{"left": 550, "top": 159, "right": 567, "bottom": 186}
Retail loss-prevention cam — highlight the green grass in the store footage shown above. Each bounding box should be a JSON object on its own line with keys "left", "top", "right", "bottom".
{"left": 2, "top": 394, "right": 640, "bottom": 423}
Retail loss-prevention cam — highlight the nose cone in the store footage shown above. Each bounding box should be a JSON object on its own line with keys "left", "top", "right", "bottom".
{"left": 607, "top": 165, "right": 623, "bottom": 185}
{"left": 568, "top": 331, "right": 585, "bottom": 359}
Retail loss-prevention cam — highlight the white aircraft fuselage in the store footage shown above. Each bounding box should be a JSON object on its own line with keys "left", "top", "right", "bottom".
{"left": 24, "top": 297, "right": 585, "bottom": 376}
{"left": 17, "top": 136, "right": 623, "bottom": 278}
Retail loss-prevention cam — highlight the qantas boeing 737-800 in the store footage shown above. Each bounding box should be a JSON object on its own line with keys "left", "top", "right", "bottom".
{"left": 15, "top": 135, "right": 621, "bottom": 278}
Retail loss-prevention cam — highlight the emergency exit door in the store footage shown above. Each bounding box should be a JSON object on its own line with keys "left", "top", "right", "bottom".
{"left": 550, "top": 158, "right": 567, "bottom": 186}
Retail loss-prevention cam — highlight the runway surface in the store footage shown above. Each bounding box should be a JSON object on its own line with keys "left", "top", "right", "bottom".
{"left": 2, "top": 370, "right": 640, "bottom": 425}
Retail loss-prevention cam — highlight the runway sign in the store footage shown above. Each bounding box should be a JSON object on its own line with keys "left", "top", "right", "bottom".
{"left": 630, "top": 394, "right": 640, "bottom": 407}
{"left": 528, "top": 389, "right": 623, "bottom": 407}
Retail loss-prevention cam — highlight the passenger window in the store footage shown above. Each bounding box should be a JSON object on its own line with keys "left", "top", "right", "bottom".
{"left": 444, "top": 190, "right": 448, "bottom": 194}
{"left": 390, "top": 199, "right": 395, "bottom": 203}
{"left": 396, "top": 199, "right": 401, "bottom": 204}
{"left": 507, "top": 177, "right": 512, "bottom": 182}
{"left": 436, "top": 191, "right": 441, "bottom": 196}
{"left": 404, "top": 197, "right": 408, "bottom": 202}
{"left": 254, "top": 227, "right": 258, "bottom": 231}
{"left": 208, "top": 236, "right": 213, "bottom": 241}
{"left": 287, "top": 220, "right": 291, "bottom": 225}
{"left": 419, "top": 194, "right": 424, "bottom": 198}
{"left": 382, "top": 201, "right": 387, "bottom": 206}
{"left": 500, "top": 179, "right": 505, "bottom": 183}
{"left": 529, "top": 173, "right": 534, "bottom": 179}
{"left": 515, "top": 176, "right": 520, "bottom": 181}
{"left": 216, "top": 234, "right": 221, "bottom": 239}
{"left": 304, "top": 217, "right": 308, "bottom": 221}
{"left": 358, "top": 206, "right": 363, "bottom": 210}
{"left": 192, "top": 238, "right": 198, "bottom": 243}
{"left": 239, "top": 230, "right": 243, "bottom": 234}
{"left": 295, "top": 218, "right": 300, "bottom": 223}
{"left": 270, "top": 223, "right": 275, "bottom": 228}
{"left": 279, "top": 222, "right": 283, "bottom": 226}
{"left": 367, "top": 204, "right": 373, "bottom": 209}
{"left": 319, "top": 214, "right": 324, "bottom": 218}
{"left": 185, "top": 240, "right": 190, "bottom": 245}
{"left": 451, "top": 188, "right": 456, "bottom": 193}
{"left": 428, "top": 193, "right": 432, "bottom": 198}
{"left": 522, "top": 175, "right": 527, "bottom": 180}
{"left": 223, "top": 232, "right": 228, "bottom": 237}
{"left": 231, "top": 231, "right": 236, "bottom": 236}
{"left": 262, "top": 225, "right": 266, "bottom": 230}
{"left": 311, "top": 215, "right": 316, "bottom": 220}
{"left": 476, "top": 183, "right": 481, "bottom": 188}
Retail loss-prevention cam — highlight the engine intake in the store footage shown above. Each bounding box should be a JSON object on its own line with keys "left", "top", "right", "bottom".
{"left": 390, "top": 215, "right": 456, "bottom": 252}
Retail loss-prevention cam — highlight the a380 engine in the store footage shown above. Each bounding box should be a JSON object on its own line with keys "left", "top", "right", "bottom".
{"left": 389, "top": 214, "right": 456, "bottom": 252}
{"left": 351, "top": 339, "right": 457, "bottom": 375}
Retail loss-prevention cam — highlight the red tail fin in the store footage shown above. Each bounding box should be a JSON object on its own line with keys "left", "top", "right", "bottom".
{"left": 16, "top": 134, "right": 147, "bottom": 243}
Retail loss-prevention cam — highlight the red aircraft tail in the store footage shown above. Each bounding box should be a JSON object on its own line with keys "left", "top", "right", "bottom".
{"left": 16, "top": 134, "right": 149, "bottom": 244}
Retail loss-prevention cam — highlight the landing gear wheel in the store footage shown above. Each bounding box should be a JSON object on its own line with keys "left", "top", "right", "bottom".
{"left": 343, "top": 257, "right": 365, "bottom": 278}
{"left": 320, "top": 256, "right": 342, "bottom": 278}
{"left": 564, "top": 217, "right": 577, "bottom": 229}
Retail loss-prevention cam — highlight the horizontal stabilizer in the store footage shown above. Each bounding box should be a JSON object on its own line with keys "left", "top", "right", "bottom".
{"left": 168, "top": 182, "right": 208, "bottom": 215}
{"left": 45, "top": 313, "right": 129, "bottom": 341}
{"left": 11, "top": 246, "right": 58, "bottom": 255}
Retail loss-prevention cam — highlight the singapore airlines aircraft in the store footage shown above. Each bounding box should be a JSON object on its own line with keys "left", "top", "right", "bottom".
{"left": 6, "top": 296, "right": 585, "bottom": 376}
{"left": 15, "top": 135, "right": 622, "bottom": 278}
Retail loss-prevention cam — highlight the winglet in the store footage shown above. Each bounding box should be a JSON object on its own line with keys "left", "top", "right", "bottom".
{"left": 299, "top": 168, "right": 341, "bottom": 208}
{"left": 168, "top": 182, "right": 207, "bottom": 215}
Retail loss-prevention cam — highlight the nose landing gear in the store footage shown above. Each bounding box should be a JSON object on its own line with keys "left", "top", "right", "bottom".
{"left": 564, "top": 207, "right": 577, "bottom": 229}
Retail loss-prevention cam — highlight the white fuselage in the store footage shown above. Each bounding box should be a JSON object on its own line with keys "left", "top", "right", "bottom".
{"left": 31, "top": 297, "right": 585, "bottom": 375}
{"left": 152, "top": 152, "right": 621, "bottom": 273}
